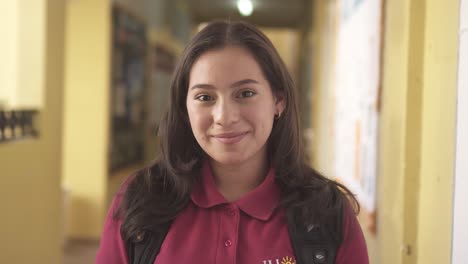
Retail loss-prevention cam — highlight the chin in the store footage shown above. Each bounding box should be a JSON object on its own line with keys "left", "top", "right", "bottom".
{"left": 209, "top": 153, "right": 248, "bottom": 166}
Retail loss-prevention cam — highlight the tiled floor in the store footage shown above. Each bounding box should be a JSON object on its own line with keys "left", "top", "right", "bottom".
{"left": 63, "top": 240, "right": 99, "bottom": 264}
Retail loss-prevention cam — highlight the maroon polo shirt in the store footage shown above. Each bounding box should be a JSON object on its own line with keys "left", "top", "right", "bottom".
{"left": 96, "top": 162, "right": 369, "bottom": 264}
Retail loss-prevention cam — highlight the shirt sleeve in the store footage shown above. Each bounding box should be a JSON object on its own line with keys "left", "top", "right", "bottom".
{"left": 335, "top": 205, "right": 369, "bottom": 264}
{"left": 95, "top": 190, "right": 129, "bottom": 264}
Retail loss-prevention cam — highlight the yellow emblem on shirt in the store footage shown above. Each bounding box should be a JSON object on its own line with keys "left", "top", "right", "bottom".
{"left": 281, "top": 256, "right": 295, "bottom": 264}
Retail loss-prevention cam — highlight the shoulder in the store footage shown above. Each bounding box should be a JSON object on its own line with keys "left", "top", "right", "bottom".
{"left": 301, "top": 166, "right": 359, "bottom": 215}
{"left": 334, "top": 205, "right": 369, "bottom": 264}
{"left": 95, "top": 175, "right": 135, "bottom": 263}
{"left": 299, "top": 170, "right": 349, "bottom": 214}
{"left": 287, "top": 167, "right": 360, "bottom": 240}
{"left": 298, "top": 179, "right": 368, "bottom": 263}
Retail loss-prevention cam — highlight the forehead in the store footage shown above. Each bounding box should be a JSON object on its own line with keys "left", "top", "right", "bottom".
{"left": 188, "top": 45, "right": 268, "bottom": 87}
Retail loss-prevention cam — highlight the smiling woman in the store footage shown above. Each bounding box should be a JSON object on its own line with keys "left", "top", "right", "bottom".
{"left": 186, "top": 45, "right": 284, "bottom": 200}
{"left": 186, "top": 46, "right": 284, "bottom": 182}
{"left": 95, "top": 20, "right": 369, "bottom": 264}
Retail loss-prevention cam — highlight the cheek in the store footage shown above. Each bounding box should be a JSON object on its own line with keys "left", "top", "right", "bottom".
{"left": 187, "top": 108, "right": 211, "bottom": 135}
{"left": 249, "top": 110, "right": 274, "bottom": 134}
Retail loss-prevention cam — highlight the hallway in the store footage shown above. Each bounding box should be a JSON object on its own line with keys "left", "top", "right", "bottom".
{"left": 1, "top": 0, "right": 467, "bottom": 263}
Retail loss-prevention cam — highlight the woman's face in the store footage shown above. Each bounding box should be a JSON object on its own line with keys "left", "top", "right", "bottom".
{"left": 186, "top": 45, "right": 284, "bottom": 166}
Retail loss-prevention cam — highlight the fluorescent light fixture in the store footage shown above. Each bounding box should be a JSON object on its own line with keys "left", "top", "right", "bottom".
{"left": 237, "top": 0, "right": 253, "bottom": 17}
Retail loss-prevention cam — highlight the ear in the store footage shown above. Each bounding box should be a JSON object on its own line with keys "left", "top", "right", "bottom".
{"left": 274, "top": 93, "right": 286, "bottom": 115}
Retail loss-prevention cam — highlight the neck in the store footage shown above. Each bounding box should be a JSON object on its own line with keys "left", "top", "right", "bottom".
{"left": 209, "top": 154, "right": 269, "bottom": 202}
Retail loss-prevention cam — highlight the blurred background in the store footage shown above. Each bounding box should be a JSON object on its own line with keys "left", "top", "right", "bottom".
{"left": 0, "top": 0, "right": 466, "bottom": 263}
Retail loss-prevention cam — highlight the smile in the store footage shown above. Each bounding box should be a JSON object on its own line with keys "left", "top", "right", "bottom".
{"left": 212, "top": 132, "right": 248, "bottom": 144}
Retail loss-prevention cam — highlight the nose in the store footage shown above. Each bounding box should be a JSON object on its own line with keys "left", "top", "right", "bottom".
{"left": 213, "top": 98, "right": 240, "bottom": 127}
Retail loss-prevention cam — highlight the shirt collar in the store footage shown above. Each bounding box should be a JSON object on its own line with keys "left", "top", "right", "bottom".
{"left": 191, "top": 161, "right": 227, "bottom": 208}
{"left": 191, "top": 160, "right": 281, "bottom": 221}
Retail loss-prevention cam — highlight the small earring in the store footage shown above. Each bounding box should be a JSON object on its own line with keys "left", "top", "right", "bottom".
{"left": 275, "top": 111, "right": 281, "bottom": 120}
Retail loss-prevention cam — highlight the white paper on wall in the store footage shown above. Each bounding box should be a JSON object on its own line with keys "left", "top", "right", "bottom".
{"left": 335, "top": 0, "right": 382, "bottom": 214}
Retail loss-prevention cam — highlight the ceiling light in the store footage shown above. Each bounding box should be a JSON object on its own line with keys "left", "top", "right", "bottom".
{"left": 237, "top": 0, "right": 253, "bottom": 17}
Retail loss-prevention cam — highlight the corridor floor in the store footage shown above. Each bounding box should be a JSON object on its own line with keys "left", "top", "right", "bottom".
{"left": 63, "top": 240, "right": 99, "bottom": 264}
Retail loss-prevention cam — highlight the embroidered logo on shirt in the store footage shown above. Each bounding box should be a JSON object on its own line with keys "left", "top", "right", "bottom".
{"left": 281, "top": 256, "right": 295, "bottom": 264}
{"left": 262, "top": 256, "right": 295, "bottom": 264}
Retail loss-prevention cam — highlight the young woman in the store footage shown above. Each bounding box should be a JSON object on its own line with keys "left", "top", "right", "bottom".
{"left": 96, "top": 20, "right": 368, "bottom": 264}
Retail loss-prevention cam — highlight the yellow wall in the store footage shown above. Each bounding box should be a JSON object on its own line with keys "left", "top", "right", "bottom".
{"left": 308, "top": 0, "right": 339, "bottom": 177}
{"left": 0, "top": 0, "right": 66, "bottom": 263}
{"left": 401, "top": 1, "right": 426, "bottom": 263}
{"left": 378, "top": 0, "right": 414, "bottom": 262}
{"left": 378, "top": 0, "right": 458, "bottom": 263}
{"left": 62, "top": 0, "right": 111, "bottom": 239}
{"left": 416, "top": 0, "right": 458, "bottom": 262}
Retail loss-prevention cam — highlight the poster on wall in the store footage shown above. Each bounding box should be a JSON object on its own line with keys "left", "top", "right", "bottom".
{"left": 335, "top": 0, "right": 382, "bottom": 233}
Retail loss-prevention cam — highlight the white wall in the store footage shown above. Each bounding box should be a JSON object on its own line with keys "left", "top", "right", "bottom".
{"left": 0, "top": 1, "right": 45, "bottom": 109}
{"left": 0, "top": 2, "right": 17, "bottom": 108}
{"left": 452, "top": 0, "right": 468, "bottom": 263}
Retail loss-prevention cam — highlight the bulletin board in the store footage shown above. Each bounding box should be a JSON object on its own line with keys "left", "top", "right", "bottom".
{"left": 335, "top": 0, "right": 383, "bottom": 234}
{"left": 109, "top": 5, "right": 147, "bottom": 173}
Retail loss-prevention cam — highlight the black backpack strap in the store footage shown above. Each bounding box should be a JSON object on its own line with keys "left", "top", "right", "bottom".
{"left": 287, "top": 208, "right": 343, "bottom": 264}
{"left": 126, "top": 209, "right": 343, "bottom": 264}
{"left": 126, "top": 222, "right": 172, "bottom": 264}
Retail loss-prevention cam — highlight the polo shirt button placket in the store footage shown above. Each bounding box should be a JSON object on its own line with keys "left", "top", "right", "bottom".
{"left": 226, "top": 208, "right": 235, "bottom": 216}
{"left": 223, "top": 204, "right": 237, "bottom": 217}
{"left": 217, "top": 204, "right": 238, "bottom": 264}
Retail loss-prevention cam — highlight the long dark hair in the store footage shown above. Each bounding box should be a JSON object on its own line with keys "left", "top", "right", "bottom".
{"left": 117, "top": 20, "right": 359, "bottom": 243}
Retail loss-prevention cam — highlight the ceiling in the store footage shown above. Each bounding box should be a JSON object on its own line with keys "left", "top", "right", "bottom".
{"left": 186, "top": 0, "right": 310, "bottom": 28}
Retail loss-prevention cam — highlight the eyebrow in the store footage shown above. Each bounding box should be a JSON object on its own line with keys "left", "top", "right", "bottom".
{"left": 189, "top": 78, "right": 260, "bottom": 90}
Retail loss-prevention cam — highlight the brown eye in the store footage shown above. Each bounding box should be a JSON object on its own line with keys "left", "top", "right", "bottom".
{"left": 195, "top": 94, "right": 213, "bottom": 101}
{"left": 238, "top": 90, "right": 256, "bottom": 98}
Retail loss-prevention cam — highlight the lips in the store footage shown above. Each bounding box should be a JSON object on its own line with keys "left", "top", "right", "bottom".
{"left": 212, "top": 131, "right": 248, "bottom": 144}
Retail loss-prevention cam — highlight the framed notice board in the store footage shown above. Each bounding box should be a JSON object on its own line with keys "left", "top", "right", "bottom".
{"left": 109, "top": 5, "right": 147, "bottom": 173}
